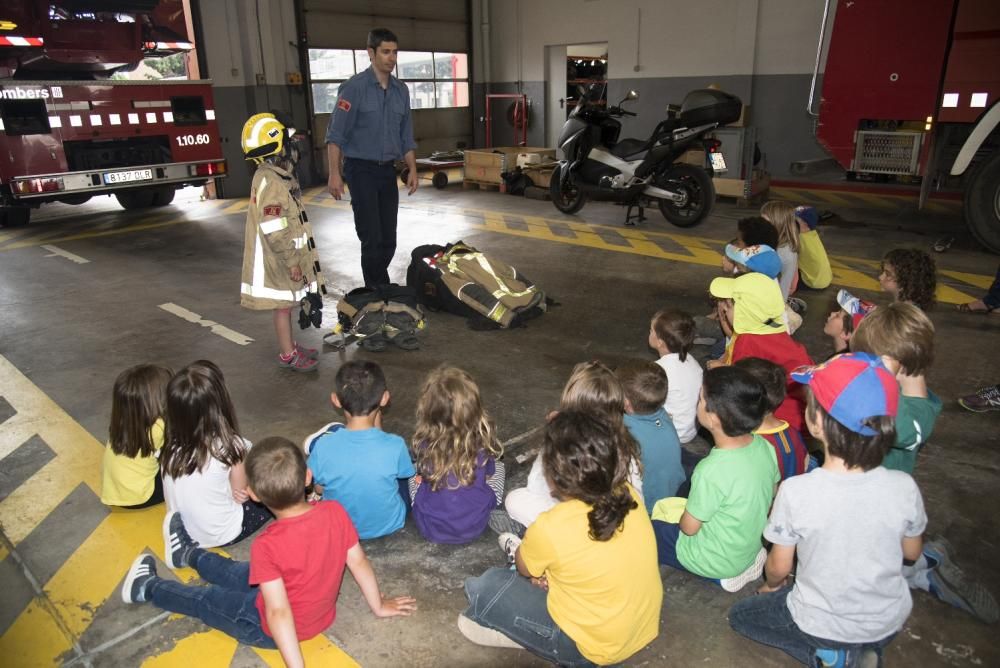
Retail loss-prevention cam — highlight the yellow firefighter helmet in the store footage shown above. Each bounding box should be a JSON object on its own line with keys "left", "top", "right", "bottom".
{"left": 241, "top": 112, "right": 295, "bottom": 162}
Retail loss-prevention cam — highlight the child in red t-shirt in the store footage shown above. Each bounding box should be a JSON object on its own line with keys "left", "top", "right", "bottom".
{"left": 122, "top": 437, "right": 417, "bottom": 665}
{"left": 707, "top": 272, "right": 813, "bottom": 431}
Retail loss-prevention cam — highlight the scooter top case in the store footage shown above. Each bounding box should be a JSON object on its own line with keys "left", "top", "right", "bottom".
{"left": 679, "top": 89, "right": 743, "bottom": 126}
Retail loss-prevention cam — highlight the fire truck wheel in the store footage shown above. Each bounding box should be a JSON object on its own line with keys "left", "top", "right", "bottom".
{"left": 115, "top": 189, "right": 157, "bottom": 210}
{"left": 965, "top": 151, "right": 1000, "bottom": 255}
{"left": 0, "top": 206, "right": 30, "bottom": 227}
{"left": 58, "top": 195, "right": 92, "bottom": 206}
{"left": 151, "top": 186, "right": 176, "bottom": 207}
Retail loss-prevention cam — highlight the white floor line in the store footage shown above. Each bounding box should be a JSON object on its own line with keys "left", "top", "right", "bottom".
{"left": 41, "top": 244, "right": 90, "bottom": 264}
{"left": 63, "top": 612, "right": 170, "bottom": 667}
{"left": 158, "top": 303, "right": 255, "bottom": 346}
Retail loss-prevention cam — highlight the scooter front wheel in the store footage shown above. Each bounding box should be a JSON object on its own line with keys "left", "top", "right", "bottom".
{"left": 657, "top": 164, "right": 715, "bottom": 228}
{"left": 550, "top": 165, "right": 587, "bottom": 215}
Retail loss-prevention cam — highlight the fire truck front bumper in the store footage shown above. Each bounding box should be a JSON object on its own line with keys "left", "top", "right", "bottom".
{"left": 8, "top": 159, "right": 226, "bottom": 200}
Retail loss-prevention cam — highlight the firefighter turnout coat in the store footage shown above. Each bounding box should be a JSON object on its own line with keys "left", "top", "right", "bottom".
{"left": 240, "top": 162, "right": 324, "bottom": 310}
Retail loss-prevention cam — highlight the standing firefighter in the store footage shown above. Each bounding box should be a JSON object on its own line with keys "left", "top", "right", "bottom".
{"left": 240, "top": 112, "right": 326, "bottom": 372}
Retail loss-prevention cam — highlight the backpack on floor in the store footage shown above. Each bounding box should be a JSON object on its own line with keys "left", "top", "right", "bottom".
{"left": 406, "top": 241, "right": 546, "bottom": 330}
{"left": 325, "top": 284, "right": 425, "bottom": 351}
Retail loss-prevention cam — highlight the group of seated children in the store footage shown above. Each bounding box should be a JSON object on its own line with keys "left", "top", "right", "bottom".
{"left": 107, "top": 202, "right": 997, "bottom": 666}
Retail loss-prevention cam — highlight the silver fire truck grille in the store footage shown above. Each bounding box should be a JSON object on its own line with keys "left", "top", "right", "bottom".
{"left": 852, "top": 131, "right": 923, "bottom": 175}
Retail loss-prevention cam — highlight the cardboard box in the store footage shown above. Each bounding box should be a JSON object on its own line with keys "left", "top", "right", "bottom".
{"left": 464, "top": 147, "right": 556, "bottom": 184}
{"left": 522, "top": 163, "right": 558, "bottom": 188}
{"left": 678, "top": 149, "right": 706, "bottom": 166}
{"left": 713, "top": 169, "right": 770, "bottom": 199}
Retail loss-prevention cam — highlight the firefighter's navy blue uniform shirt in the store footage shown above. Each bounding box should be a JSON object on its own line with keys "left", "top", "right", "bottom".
{"left": 325, "top": 67, "right": 417, "bottom": 161}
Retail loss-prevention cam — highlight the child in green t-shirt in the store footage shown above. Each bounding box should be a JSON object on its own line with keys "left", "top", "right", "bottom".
{"left": 850, "top": 302, "right": 941, "bottom": 474}
{"left": 652, "top": 366, "right": 779, "bottom": 592}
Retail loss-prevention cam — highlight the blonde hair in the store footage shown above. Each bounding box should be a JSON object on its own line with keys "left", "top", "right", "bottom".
{"left": 412, "top": 366, "right": 501, "bottom": 491}
{"left": 850, "top": 302, "right": 935, "bottom": 375}
{"left": 559, "top": 361, "right": 642, "bottom": 477}
{"left": 761, "top": 201, "right": 800, "bottom": 252}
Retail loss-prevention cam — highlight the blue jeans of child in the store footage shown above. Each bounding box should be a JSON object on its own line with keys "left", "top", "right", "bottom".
{"left": 148, "top": 549, "right": 277, "bottom": 649}
{"left": 728, "top": 586, "right": 895, "bottom": 666}
{"left": 463, "top": 567, "right": 598, "bottom": 667}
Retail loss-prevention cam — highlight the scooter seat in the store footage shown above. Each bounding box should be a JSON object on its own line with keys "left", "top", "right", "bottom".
{"left": 609, "top": 138, "right": 650, "bottom": 159}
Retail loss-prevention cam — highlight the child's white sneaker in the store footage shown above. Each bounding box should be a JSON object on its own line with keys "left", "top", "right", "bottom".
{"left": 720, "top": 547, "right": 767, "bottom": 592}
{"left": 457, "top": 614, "right": 523, "bottom": 648}
{"left": 498, "top": 532, "right": 522, "bottom": 563}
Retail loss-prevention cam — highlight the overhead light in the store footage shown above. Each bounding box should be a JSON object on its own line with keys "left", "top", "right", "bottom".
{"left": 942, "top": 93, "right": 959, "bottom": 108}
{"left": 971, "top": 92, "right": 988, "bottom": 108}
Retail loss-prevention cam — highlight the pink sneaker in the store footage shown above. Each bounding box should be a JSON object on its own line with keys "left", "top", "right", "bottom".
{"left": 294, "top": 342, "right": 319, "bottom": 360}
{"left": 278, "top": 350, "right": 319, "bottom": 372}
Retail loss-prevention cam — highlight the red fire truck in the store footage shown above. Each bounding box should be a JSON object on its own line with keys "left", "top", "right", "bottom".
{"left": 814, "top": 0, "right": 1000, "bottom": 253}
{"left": 0, "top": 1, "right": 225, "bottom": 227}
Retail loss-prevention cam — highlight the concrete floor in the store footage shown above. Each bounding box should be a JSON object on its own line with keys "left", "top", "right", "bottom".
{"left": 0, "top": 177, "right": 998, "bottom": 667}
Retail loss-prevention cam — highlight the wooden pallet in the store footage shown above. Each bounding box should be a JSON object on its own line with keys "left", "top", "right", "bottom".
{"left": 462, "top": 179, "right": 505, "bottom": 192}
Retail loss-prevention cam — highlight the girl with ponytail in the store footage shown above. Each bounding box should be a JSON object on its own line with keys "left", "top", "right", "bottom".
{"left": 458, "top": 411, "right": 662, "bottom": 665}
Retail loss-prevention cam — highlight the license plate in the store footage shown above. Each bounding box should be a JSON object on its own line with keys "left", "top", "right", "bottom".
{"left": 104, "top": 168, "right": 153, "bottom": 185}
{"left": 710, "top": 152, "right": 727, "bottom": 172}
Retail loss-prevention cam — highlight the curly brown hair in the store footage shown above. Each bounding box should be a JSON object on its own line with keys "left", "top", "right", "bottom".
{"left": 882, "top": 248, "right": 936, "bottom": 310}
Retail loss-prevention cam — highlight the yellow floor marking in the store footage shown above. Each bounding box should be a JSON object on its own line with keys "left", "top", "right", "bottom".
{"left": 0, "top": 599, "right": 74, "bottom": 666}
{"left": 0, "top": 411, "right": 45, "bottom": 461}
{"left": 2, "top": 213, "right": 190, "bottom": 252}
{"left": 222, "top": 200, "right": 248, "bottom": 215}
{"left": 936, "top": 284, "right": 976, "bottom": 303}
{"left": 813, "top": 191, "right": 866, "bottom": 208}
{"left": 0, "top": 355, "right": 101, "bottom": 545}
{"left": 940, "top": 270, "right": 995, "bottom": 291}
{"left": 141, "top": 630, "right": 237, "bottom": 667}
{"left": 45, "top": 508, "right": 198, "bottom": 638}
{"left": 254, "top": 634, "right": 360, "bottom": 667}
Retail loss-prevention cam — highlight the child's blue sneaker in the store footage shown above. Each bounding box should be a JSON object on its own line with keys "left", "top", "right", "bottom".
{"left": 814, "top": 648, "right": 847, "bottom": 668}
{"left": 122, "top": 554, "right": 157, "bottom": 603}
{"left": 923, "top": 538, "right": 1000, "bottom": 624}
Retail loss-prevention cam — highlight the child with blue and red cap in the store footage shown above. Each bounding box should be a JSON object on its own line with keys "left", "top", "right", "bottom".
{"left": 728, "top": 351, "right": 926, "bottom": 667}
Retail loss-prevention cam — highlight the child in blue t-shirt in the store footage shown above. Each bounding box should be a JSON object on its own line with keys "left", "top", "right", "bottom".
{"left": 306, "top": 361, "right": 414, "bottom": 539}
{"left": 616, "top": 361, "right": 685, "bottom": 514}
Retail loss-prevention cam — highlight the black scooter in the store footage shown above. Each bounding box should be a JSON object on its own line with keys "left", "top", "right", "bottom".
{"left": 550, "top": 85, "right": 742, "bottom": 227}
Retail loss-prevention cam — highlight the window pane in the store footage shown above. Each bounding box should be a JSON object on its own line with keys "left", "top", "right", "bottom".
{"left": 435, "top": 81, "right": 469, "bottom": 108}
{"left": 308, "top": 49, "right": 354, "bottom": 79}
{"left": 405, "top": 81, "right": 436, "bottom": 109}
{"left": 398, "top": 51, "right": 434, "bottom": 79}
{"left": 354, "top": 50, "right": 371, "bottom": 73}
{"left": 311, "top": 82, "right": 342, "bottom": 113}
{"left": 434, "top": 53, "right": 468, "bottom": 80}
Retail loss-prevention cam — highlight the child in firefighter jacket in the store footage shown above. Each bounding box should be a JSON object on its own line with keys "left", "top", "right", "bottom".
{"left": 239, "top": 112, "right": 325, "bottom": 372}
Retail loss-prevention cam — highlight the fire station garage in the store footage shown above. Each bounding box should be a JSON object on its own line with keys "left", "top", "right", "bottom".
{"left": 1, "top": 1, "right": 999, "bottom": 666}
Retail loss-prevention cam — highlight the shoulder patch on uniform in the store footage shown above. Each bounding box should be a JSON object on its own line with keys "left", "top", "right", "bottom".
{"left": 337, "top": 98, "right": 352, "bottom": 112}
{"left": 263, "top": 205, "right": 282, "bottom": 217}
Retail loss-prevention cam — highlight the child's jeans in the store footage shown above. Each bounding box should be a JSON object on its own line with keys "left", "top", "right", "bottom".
{"left": 147, "top": 550, "right": 277, "bottom": 649}
{"left": 463, "top": 567, "right": 598, "bottom": 667}
{"left": 728, "top": 586, "right": 895, "bottom": 666}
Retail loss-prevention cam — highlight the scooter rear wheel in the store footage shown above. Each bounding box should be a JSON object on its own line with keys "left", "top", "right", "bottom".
{"left": 657, "top": 163, "right": 715, "bottom": 228}
{"left": 550, "top": 165, "right": 587, "bottom": 215}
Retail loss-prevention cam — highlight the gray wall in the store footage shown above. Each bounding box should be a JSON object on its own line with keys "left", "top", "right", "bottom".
{"left": 197, "top": 0, "right": 312, "bottom": 197}
{"left": 473, "top": 0, "right": 839, "bottom": 176}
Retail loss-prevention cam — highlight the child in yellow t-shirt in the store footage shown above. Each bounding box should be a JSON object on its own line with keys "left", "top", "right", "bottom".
{"left": 459, "top": 411, "right": 662, "bottom": 665}
{"left": 101, "top": 364, "right": 172, "bottom": 508}
{"left": 795, "top": 206, "right": 832, "bottom": 289}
